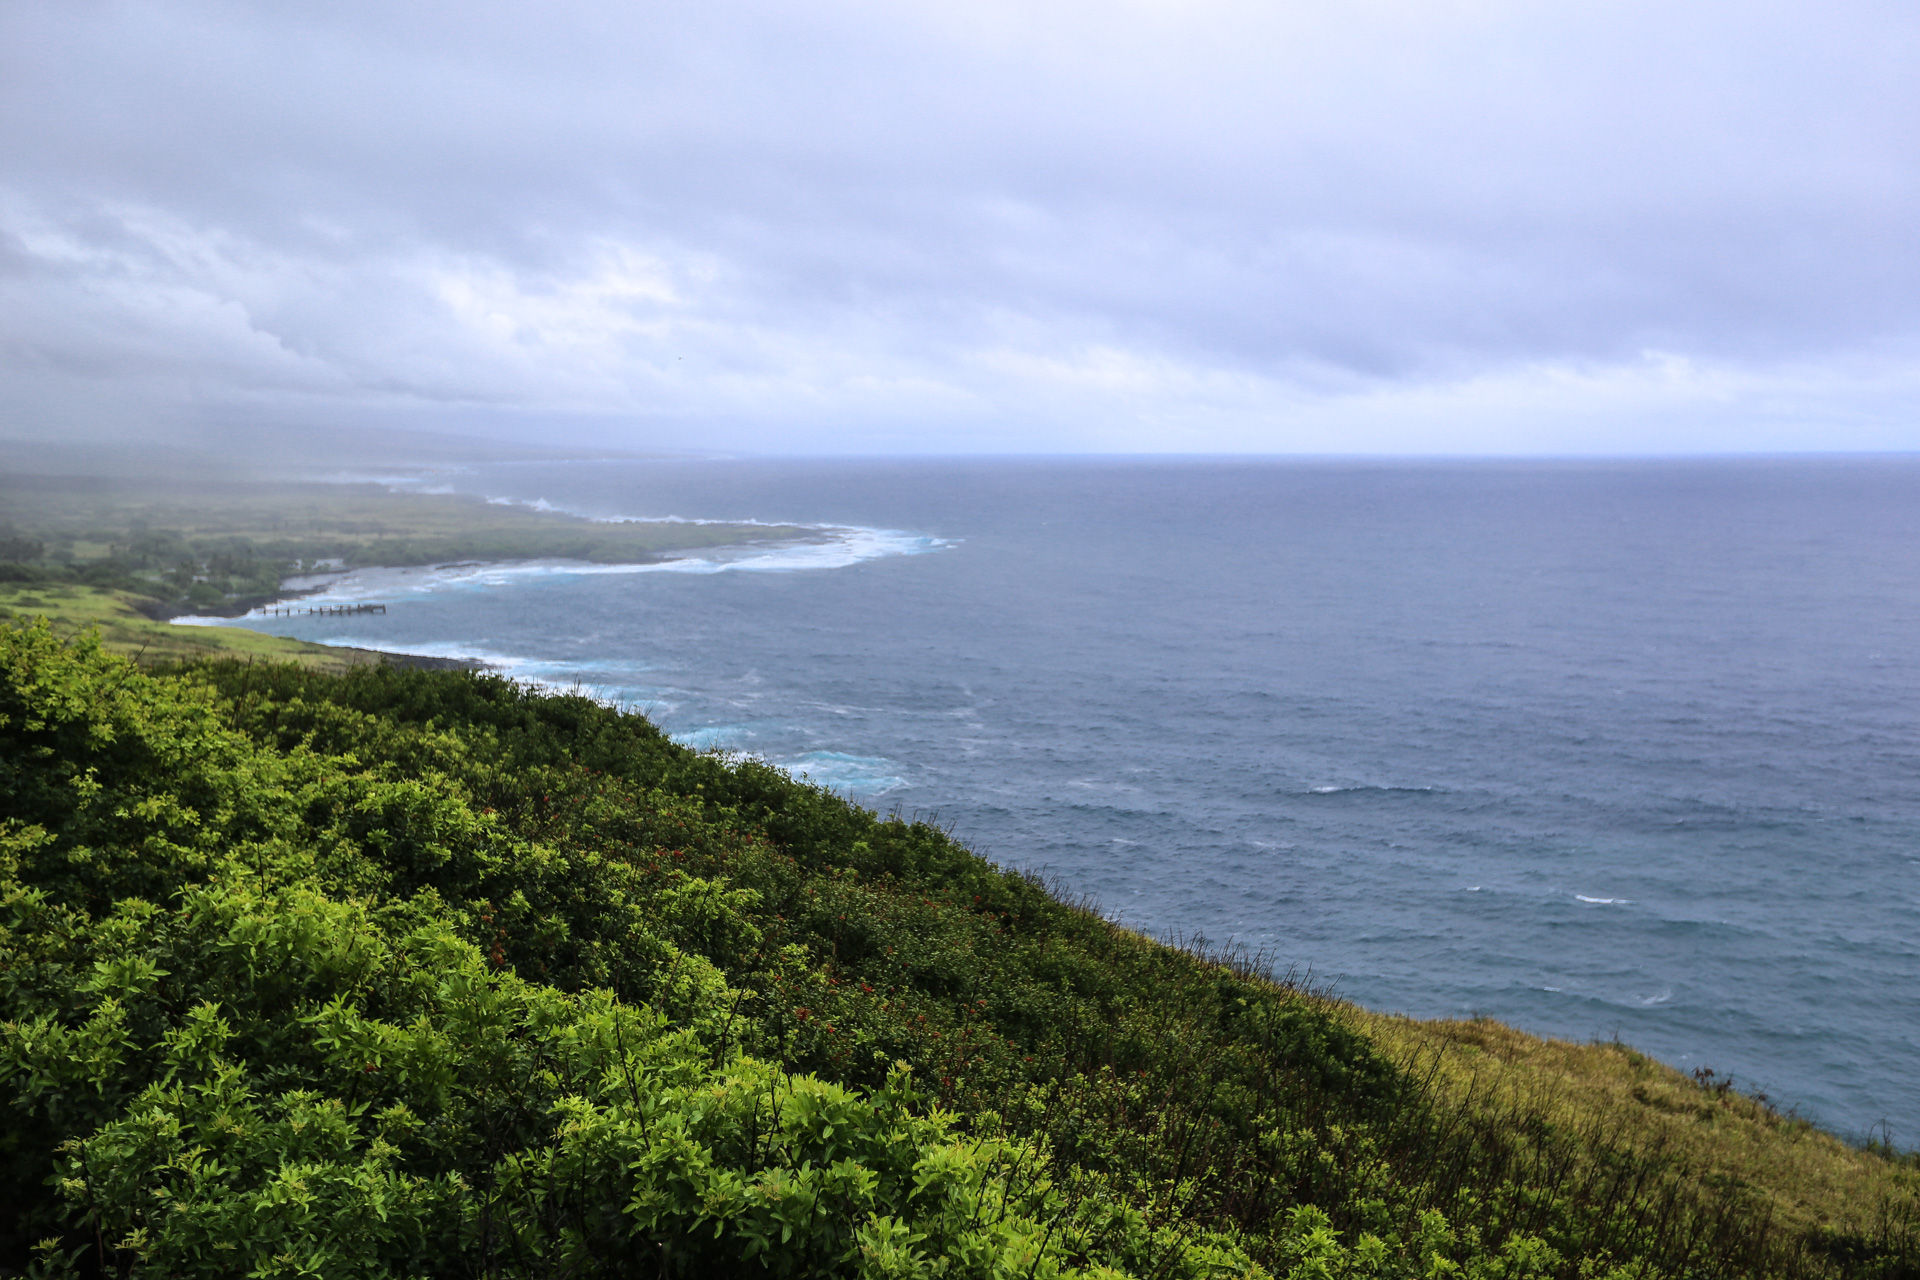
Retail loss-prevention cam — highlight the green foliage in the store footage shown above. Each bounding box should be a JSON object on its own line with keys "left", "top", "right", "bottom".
{"left": 0, "top": 529, "right": 289, "bottom": 614}
{"left": 2, "top": 875, "right": 1185, "bottom": 1279}
{"left": 0, "top": 620, "right": 1910, "bottom": 1278}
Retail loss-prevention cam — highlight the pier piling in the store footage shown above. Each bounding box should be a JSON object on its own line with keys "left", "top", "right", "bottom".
{"left": 262, "top": 603, "right": 388, "bottom": 617}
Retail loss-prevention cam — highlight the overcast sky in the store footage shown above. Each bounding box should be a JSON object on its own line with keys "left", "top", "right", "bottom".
{"left": 2, "top": 0, "right": 1917, "bottom": 455}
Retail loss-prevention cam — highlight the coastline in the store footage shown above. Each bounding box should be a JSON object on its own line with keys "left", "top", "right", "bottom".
{"left": 0, "top": 580, "right": 506, "bottom": 674}
{"left": 5, "top": 460, "right": 1920, "bottom": 1273}
{"left": 163, "top": 516, "right": 955, "bottom": 675}
{"left": 357, "top": 647, "right": 500, "bottom": 672}
{"left": 11, "top": 460, "right": 1914, "bottom": 1154}
{"left": 0, "top": 474, "right": 823, "bottom": 611}
{"left": 0, "top": 473, "right": 841, "bottom": 673}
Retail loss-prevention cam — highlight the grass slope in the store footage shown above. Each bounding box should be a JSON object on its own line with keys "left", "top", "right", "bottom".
{"left": 0, "top": 582, "right": 390, "bottom": 673}
{"left": 1354, "top": 1013, "right": 1919, "bottom": 1268}
{"left": 0, "top": 622, "right": 1913, "bottom": 1278}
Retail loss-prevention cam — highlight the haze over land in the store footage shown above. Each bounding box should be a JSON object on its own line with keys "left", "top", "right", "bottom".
{"left": 3, "top": 0, "right": 1918, "bottom": 456}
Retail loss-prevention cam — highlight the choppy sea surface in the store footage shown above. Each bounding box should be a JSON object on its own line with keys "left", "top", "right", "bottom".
{"left": 193, "top": 456, "right": 1920, "bottom": 1141}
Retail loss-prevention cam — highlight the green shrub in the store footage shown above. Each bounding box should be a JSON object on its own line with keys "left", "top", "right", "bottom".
{"left": 4, "top": 872, "right": 1254, "bottom": 1278}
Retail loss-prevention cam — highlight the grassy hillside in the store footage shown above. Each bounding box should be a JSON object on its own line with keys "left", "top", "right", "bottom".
{"left": 1351, "top": 1015, "right": 1918, "bottom": 1275}
{"left": 0, "top": 582, "right": 400, "bottom": 673}
{"left": 1, "top": 622, "right": 1913, "bottom": 1278}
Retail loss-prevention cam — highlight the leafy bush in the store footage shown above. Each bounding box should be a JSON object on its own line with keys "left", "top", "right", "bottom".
{"left": 5, "top": 875, "right": 1225, "bottom": 1279}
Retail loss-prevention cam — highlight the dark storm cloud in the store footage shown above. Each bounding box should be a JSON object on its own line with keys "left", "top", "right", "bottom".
{"left": 2, "top": 0, "right": 1917, "bottom": 451}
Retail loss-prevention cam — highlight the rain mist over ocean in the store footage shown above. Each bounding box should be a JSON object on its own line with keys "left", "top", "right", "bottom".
{"left": 200, "top": 455, "right": 1920, "bottom": 1142}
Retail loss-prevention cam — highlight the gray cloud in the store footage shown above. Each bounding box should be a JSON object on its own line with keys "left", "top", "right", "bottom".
{"left": 3, "top": 0, "right": 1918, "bottom": 452}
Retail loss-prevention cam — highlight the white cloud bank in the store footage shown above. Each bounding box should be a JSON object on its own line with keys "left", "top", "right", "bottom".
{"left": 1, "top": 0, "right": 1917, "bottom": 453}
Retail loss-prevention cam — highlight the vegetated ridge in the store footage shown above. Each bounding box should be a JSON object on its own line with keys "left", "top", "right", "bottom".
{"left": 0, "top": 622, "right": 1914, "bottom": 1278}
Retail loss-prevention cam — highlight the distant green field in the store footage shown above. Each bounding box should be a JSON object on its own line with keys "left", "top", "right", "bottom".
{"left": 0, "top": 475, "right": 809, "bottom": 571}
{"left": 0, "top": 582, "right": 391, "bottom": 673}
{"left": 0, "top": 473, "right": 813, "bottom": 617}
{"left": 0, "top": 473, "right": 818, "bottom": 667}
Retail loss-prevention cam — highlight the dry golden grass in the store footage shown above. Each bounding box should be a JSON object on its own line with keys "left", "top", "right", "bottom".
{"left": 1351, "top": 1008, "right": 1920, "bottom": 1249}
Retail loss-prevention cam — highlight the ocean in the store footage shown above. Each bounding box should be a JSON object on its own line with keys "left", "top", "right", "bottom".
{"left": 199, "top": 455, "right": 1920, "bottom": 1142}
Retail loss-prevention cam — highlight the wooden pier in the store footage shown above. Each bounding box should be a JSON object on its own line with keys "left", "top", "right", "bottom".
{"left": 261, "top": 603, "right": 387, "bottom": 617}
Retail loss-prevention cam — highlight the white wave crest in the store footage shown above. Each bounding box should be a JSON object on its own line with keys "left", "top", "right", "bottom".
{"left": 478, "top": 491, "right": 853, "bottom": 531}
{"left": 781, "top": 750, "right": 909, "bottom": 796}
{"left": 211, "top": 524, "right": 951, "bottom": 618}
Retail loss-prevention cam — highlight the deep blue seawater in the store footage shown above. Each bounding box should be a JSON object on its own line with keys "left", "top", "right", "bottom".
{"left": 202, "top": 456, "right": 1920, "bottom": 1142}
